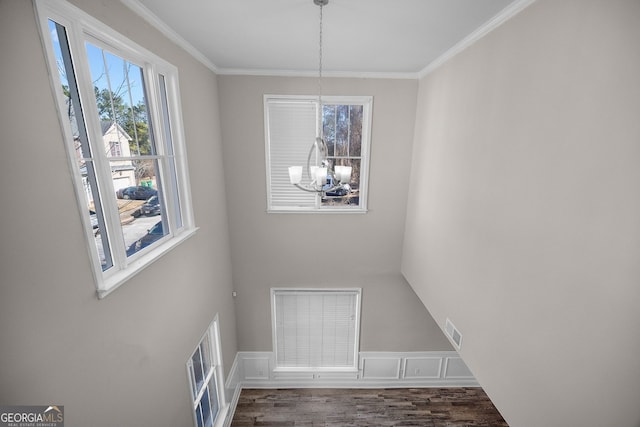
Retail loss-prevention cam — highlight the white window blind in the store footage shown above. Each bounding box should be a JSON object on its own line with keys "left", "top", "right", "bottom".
{"left": 271, "top": 289, "right": 361, "bottom": 370}
{"left": 265, "top": 99, "right": 318, "bottom": 209}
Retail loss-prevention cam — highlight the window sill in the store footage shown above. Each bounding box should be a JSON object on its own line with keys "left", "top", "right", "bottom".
{"left": 215, "top": 403, "right": 230, "bottom": 427}
{"left": 96, "top": 226, "right": 198, "bottom": 299}
{"left": 267, "top": 207, "right": 368, "bottom": 214}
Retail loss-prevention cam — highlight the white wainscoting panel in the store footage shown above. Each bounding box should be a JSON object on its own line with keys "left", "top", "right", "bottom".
{"left": 443, "top": 356, "right": 475, "bottom": 379}
{"left": 403, "top": 356, "right": 443, "bottom": 379}
{"left": 229, "top": 351, "right": 478, "bottom": 389}
{"left": 361, "top": 356, "right": 402, "bottom": 380}
{"left": 240, "top": 352, "right": 272, "bottom": 380}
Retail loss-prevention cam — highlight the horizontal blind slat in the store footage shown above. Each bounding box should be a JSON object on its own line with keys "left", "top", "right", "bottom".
{"left": 266, "top": 99, "right": 318, "bottom": 208}
{"left": 274, "top": 290, "right": 358, "bottom": 368}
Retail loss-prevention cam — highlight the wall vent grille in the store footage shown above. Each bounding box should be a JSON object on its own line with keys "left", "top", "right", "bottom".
{"left": 444, "top": 318, "right": 462, "bottom": 350}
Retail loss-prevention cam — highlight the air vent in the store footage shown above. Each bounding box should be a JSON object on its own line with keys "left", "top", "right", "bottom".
{"left": 445, "top": 318, "right": 463, "bottom": 350}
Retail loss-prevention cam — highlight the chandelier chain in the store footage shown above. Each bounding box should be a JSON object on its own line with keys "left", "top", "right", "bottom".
{"left": 318, "top": 2, "right": 323, "bottom": 130}
{"left": 287, "top": 0, "right": 352, "bottom": 195}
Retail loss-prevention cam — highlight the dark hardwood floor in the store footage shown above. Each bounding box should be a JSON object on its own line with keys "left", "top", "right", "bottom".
{"left": 231, "top": 387, "right": 508, "bottom": 426}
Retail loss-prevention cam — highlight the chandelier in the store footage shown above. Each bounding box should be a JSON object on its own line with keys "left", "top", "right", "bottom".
{"left": 287, "top": 0, "right": 352, "bottom": 195}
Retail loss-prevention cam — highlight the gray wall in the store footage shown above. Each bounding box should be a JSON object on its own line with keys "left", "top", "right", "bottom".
{"left": 402, "top": 0, "right": 640, "bottom": 426}
{"left": 218, "top": 75, "right": 452, "bottom": 352}
{"left": 0, "top": 1, "right": 236, "bottom": 426}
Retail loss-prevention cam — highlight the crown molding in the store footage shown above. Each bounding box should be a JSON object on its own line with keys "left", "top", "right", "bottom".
{"left": 120, "top": 0, "right": 219, "bottom": 73}
{"left": 215, "top": 67, "right": 420, "bottom": 80}
{"left": 122, "top": 0, "right": 534, "bottom": 80}
{"left": 418, "top": 0, "right": 536, "bottom": 78}
{"left": 120, "top": 0, "right": 418, "bottom": 79}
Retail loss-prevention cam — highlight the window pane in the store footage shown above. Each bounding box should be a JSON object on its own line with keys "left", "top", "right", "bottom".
{"left": 321, "top": 158, "right": 361, "bottom": 207}
{"left": 48, "top": 19, "right": 113, "bottom": 270}
{"left": 158, "top": 75, "right": 183, "bottom": 228}
{"left": 122, "top": 214, "right": 167, "bottom": 258}
{"left": 321, "top": 102, "right": 363, "bottom": 208}
{"left": 335, "top": 104, "right": 349, "bottom": 157}
{"left": 85, "top": 43, "right": 154, "bottom": 157}
{"left": 200, "top": 333, "right": 212, "bottom": 376}
{"left": 349, "top": 105, "right": 363, "bottom": 157}
{"left": 201, "top": 388, "right": 211, "bottom": 427}
{"left": 115, "top": 160, "right": 168, "bottom": 258}
{"left": 188, "top": 360, "right": 197, "bottom": 400}
{"left": 322, "top": 104, "right": 336, "bottom": 157}
{"left": 322, "top": 104, "right": 350, "bottom": 157}
{"left": 195, "top": 404, "right": 203, "bottom": 427}
{"left": 207, "top": 374, "right": 220, "bottom": 425}
{"left": 191, "top": 347, "right": 204, "bottom": 392}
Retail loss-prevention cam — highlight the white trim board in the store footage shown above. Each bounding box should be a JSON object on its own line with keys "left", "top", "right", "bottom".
{"left": 222, "top": 351, "right": 479, "bottom": 426}
{"left": 226, "top": 350, "right": 477, "bottom": 389}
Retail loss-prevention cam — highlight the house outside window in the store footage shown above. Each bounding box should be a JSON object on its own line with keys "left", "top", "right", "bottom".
{"left": 264, "top": 95, "right": 372, "bottom": 212}
{"left": 36, "top": 0, "right": 195, "bottom": 298}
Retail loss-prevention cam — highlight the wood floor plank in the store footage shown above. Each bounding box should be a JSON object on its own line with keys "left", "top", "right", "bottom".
{"left": 231, "top": 388, "right": 508, "bottom": 426}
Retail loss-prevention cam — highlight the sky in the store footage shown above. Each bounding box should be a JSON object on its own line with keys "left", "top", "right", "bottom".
{"left": 48, "top": 19, "right": 147, "bottom": 115}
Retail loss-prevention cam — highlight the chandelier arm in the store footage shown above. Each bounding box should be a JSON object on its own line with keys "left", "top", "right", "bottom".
{"left": 294, "top": 183, "right": 323, "bottom": 193}
{"left": 305, "top": 138, "right": 320, "bottom": 182}
{"left": 317, "top": 137, "right": 328, "bottom": 158}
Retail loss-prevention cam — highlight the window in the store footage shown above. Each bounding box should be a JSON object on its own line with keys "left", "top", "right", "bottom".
{"left": 109, "top": 141, "right": 122, "bottom": 157}
{"left": 36, "top": 0, "right": 195, "bottom": 297}
{"left": 271, "top": 288, "right": 362, "bottom": 370}
{"left": 187, "top": 317, "right": 228, "bottom": 427}
{"left": 264, "top": 95, "right": 372, "bottom": 212}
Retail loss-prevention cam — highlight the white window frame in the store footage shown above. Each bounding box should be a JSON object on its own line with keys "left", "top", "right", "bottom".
{"left": 271, "top": 288, "right": 362, "bottom": 372}
{"left": 264, "top": 95, "right": 372, "bottom": 213}
{"left": 35, "top": 0, "right": 196, "bottom": 298}
{"left": 186, "top": 316, "right": 228, "bottom": 427}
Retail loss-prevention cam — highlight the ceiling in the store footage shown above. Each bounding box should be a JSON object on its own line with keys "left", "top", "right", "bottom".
{"left": 127, "top": 0, "right": 531, "bottom": 78}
